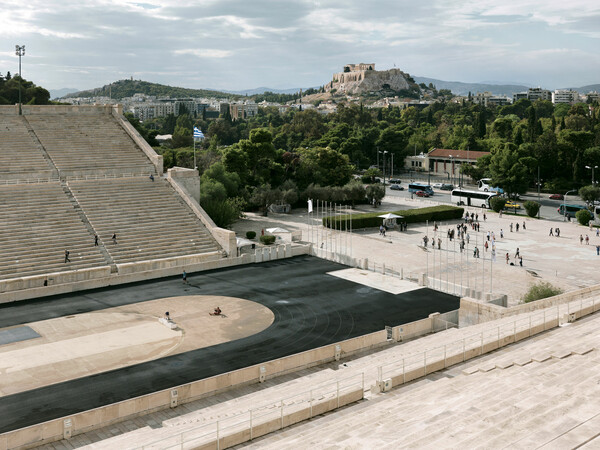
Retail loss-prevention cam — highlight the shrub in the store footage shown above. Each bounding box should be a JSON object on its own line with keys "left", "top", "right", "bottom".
{"left": 246, "top": 231, "right": 256, "bottom": 239}
{"left": 366, "top": 184, "right": 385, "bottom": 206}
{"left": 523, "top": 201, "right": 540, "bottom": 218}
{"left": 260, "top": 235, "right": 276, "bottom": 245}
{"left": 200, "top": 197, "right": 243, "bottom": 228}
{"left": 489, "top": 196, "right": 506, "bottom": 213}
{"left": 323, "top": 205, "right": 464, "bottom": 230}
{"left": 521, "top": 281, "right": 563, "bottom": 303}
{"left": 576, "top": 208, "right": 593, "bottom": 226}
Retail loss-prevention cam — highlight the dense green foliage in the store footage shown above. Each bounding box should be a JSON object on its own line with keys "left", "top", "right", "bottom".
{"left": 323, "top": 205, "right": 464, "bottom": 230}
{"left": 576, "top": 209, "right": 593, "bottom": 226}
{"left": 523, "top": 201, "right": 541, "bottom": 218}
{"left": 260, "top": 235, "right": 276, "bottom": 245}
{"left": 245, "top": 231, "right": 256, "bottom": 239}
{"left": 489, "top": 197, "right": 507, "bottom": 213}
{"left": 522, "top": 281, "right": 564, "bottom": 303}
{"left": 63, "top": 79, "right": 241, "bottom": 100}
{"left": 0, "top": 73, "right": 50, "bottom": 105}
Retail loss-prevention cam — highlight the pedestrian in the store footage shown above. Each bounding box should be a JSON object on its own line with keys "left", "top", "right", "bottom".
{"left": 64, "top": 249, "right": 70, "bottom": 263}
{"left": 486, "top": 231, "right": 490, "bottom": 241}
{"left": 506, "top": 252, "right": 509, "bottom": 264}
{"left": 476, "top": 247, "right": 480, "bottom": 258}
{"left": 510, "top": 223, "right": 513, "bottom": 232}
{"left": 597, "top": 228, "right": 599, "bottom": 237}
{"left": 460, "top": 240, "right": 465, "bottom": 252}
{"left": 499, "top": 210, "right": 503, "bottom": 218}
{"left": 483, "top": 213, "right": 487, "bottom": 221}
{"left": 94, "top": 234, "right": 98, "bottom": 246}
{"left": 423, "top": 235, "right": 428, "bottom": 248}
{"left": 519, "top": 256, "right": 523, "bottom": 267}
{"left": 500, "top": 229, "right": 504, "bottom": 238}
{"left": 580, "top": 234, "right": 584, "bottom": 244}
{"left": 516, "top": 223, "right": 520, "bottom": 232}
{"left": 379, "top": 225, "right": 384, "bottom": 235}
{"left": 484, "top": 241, "right": 489, "bottom": 252}
{"left": 149, "top": 173, "right": 154, "bottom": 182}
{"left": 475, "top": 213, "right": 479, "bottom": 222}
{"left": 549, "top": 228, "right": 554, "bottom": 236}
{"left": 596, "top": 245, "right": 600, "bottom": 256}
{"left": 515, "top": 247, "right": 520, "bottom": 258}
{"left": 556, "top": 228, "right": 560, "bottom": 237}
{"left": 112, "top": 233, "right": 117, "bottom": 244}
{"left": 182, "top": 270, "right": 187, "bottom": 283}
{"left": 491, "top": 232, "right": 495, "bottom": 241}
{"left": 585, "top": 235, "right": 589, "bottom": 245}
{"left": 473, "top": 246, "right": 478, "bottom": 258}
{"left": 522, "top": 221, "right": 526, "bottom": 230}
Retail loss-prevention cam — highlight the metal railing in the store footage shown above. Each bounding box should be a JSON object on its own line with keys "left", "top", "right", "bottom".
{"left": 377, "top": 296, "right": 599, "bottom": 385}
{"left": 136, "top": 373, "right": 364, "bottom": 450}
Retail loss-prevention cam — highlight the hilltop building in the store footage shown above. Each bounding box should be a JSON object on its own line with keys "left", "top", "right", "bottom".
{"left": 325, "top": 63, "right": 413, "bottom": 95}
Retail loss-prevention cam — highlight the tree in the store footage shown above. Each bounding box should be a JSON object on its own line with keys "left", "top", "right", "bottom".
{"left": 489, "top": 144, "right": 530, "bottom": 197}
{"left": 522, "top": 282, "right": 563, "bottom": 303}
{"left": 489, "top": 196, "right": 506, "bottom": 213}
{"left": 578, "top": 185, "right": 600, "bottom": 204}
{"left": 201, "top": 162, "right": 241, "bottom": 198}
{"left": 366, "top": 184, "right": 385, "bottom": 207}
{"left": 250, "top": 184, "right": 280, "bottom": 216}
{"left": 575, "top": 209, "right": 593, "bottom": 226}
{"left": 295, "top": 146, "right": 353, "bottom": 188}
{"left": 523, "top": 201, "right": 541, "bottom": 218}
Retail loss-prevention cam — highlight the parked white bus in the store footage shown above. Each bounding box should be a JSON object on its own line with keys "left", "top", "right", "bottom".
{"left": 451, "top": 188, "right": 497, "bottom": 208}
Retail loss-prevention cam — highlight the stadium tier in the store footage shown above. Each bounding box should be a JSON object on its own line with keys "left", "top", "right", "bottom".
{"left": 68, "top": 177, "right": 221, "bottom": 264}
{"left": 0, "top": 182, "right": 108, "bottom": 280}
{"left": 0, "top": 116, "right": 56, "bottom": 179}
{"left": 25, "top": 112, "right": 155, "bottom": 175}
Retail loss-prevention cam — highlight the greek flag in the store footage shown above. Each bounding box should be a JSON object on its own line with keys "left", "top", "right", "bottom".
{"left": 193, "top": 126, "right": 204, "bottom": 139}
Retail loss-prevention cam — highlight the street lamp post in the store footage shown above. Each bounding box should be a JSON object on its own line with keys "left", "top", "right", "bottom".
{"left": 449, "top": 155, "right": 454, "bottom": 185}
{"left": 585, "top": 165, "right": 598, "bottom": 185}
{"left": 563, "top": 189, "right": 577, "bottom": 221}
{"left": 381, "top": 150, "right": 388, "bottom": 186}
{"left": 15, "top": 45, "right": 25, "bottom": 116}
{"left": 537, "top": 166, "right": 542, "bottom": 219}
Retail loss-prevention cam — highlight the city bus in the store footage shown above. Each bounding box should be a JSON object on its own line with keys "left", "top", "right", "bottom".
{"left": 451, "top": 188, "right": 497, "bottom": 208}
{"left": 408, "top": 182, "right": 434, "bottom": 195}
{"left": 477, "top": 178, "right": 504, "bottom": 194}
{"left": 558, "top": 204, "right": 594, "bottom": 219}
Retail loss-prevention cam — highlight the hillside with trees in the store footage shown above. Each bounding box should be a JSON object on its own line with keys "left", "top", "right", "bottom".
{"left": 63, "top": 79, "right": 242, "bottom": 101}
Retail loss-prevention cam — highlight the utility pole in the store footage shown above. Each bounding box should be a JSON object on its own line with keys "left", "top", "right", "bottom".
{"left": 15, "top": 45, "right": 25, "bottom": 116}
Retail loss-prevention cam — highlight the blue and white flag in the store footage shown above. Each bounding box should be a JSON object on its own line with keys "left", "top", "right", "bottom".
{"left": 193, "top": 126, "right": 205, "bottom": 139}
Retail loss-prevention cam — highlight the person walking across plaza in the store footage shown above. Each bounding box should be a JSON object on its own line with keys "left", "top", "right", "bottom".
{"left": 580, "top": 234, "right": 584, "bottom": 244}
{"left": 112, "top": 233, "right": 118, "bottom": 244}
{"left": 506, "top": 252, "right": 510, "bottom": 264}
{"left": 182, "top": 270, "right": 187, "bottom": 283}
{"left": 585, "top": 235, "right": 590, "bottom": 245}
{"left": 515, "top": 247, "right": 520, "bottom": 258}
{"left": 549, "top": 227, "right": 554, "bottom": 236}
{"left": 94, "top": 234, "right": 98, "bottom": 246}
{"left": 64, "top": 249, "right": 70, "bottom": 263}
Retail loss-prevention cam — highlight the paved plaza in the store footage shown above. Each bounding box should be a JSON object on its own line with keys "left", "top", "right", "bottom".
{"left": 233, "top": 195, "right": 600, "bottom": 305}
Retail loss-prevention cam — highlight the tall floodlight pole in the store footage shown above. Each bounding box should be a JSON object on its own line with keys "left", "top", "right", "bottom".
{"left": 15, "top": 45, "right": 25, "bottom": 115}
{"left": 586, "top": 165, "right": 598, "bottom": 185}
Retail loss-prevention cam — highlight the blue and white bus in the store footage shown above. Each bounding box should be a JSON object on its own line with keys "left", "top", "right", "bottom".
{"left": 408, "top": 182, "right": 434, "bottom": 195}
{"left": 477, "top": 178, "right": 504, "bottom": 194}
{"left": 451, "top": 189, "right": 497, "bottom": 208}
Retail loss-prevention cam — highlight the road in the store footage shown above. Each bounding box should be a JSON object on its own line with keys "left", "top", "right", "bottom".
{"left": 0, "top": 255, "right": 459, "bottom": 433}
{"left": 385, "top": 182, "right": 583, "bottom": 222}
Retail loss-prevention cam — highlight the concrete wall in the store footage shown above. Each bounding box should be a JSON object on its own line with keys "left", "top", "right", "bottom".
{"left": 166, "top": 172, "right": 237, "bottom": 257}
{"left": 0, "top": 245, "right": 311, "bottom": 304}
{"left": 459, "top": 284, "right": 600, "bottom": 326}
{"left": 167, "top": 167, "right": 200, "bottom": 204}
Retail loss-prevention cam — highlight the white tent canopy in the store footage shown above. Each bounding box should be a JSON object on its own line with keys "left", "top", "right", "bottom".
{"left": 236, "top": 237, "right": 255, "bottom": 247}
{"left": 377, "top": 213, "right": 404, "bottom": 220}
{"left": 265, "top": 227, "right": 289, "bottom": 234}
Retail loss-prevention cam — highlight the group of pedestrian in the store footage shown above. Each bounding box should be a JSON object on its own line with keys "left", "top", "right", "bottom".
{"left": 549, "top": 227, "right": 561, "bottom": 237}
{"left": 64, "top": 232, "right": 118, "bottom": 264}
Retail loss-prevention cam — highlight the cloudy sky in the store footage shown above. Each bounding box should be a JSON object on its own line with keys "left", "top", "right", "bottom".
{"left": 1, "top": 0, "right": 599, "bottom": 92}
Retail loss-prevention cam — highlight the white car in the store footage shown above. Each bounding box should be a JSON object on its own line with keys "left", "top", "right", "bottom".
{"left": 432, "top": 183, "right": 443, "bottom": 189}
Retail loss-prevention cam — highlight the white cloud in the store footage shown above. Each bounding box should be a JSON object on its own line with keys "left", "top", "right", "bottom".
{"left": 174, "top": 49, "right": 233, "bottom": 59}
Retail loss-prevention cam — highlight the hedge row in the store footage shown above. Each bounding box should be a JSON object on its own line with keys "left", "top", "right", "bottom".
{"left": 322, "top": 205, "right": 464, "bottom": 230}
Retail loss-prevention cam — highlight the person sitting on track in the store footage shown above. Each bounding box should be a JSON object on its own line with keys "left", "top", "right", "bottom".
{"left": 213, "top": 307, "right": 222, "bottom": 316}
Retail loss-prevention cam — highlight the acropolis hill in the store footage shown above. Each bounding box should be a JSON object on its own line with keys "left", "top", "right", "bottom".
{"left": 324, "top": 63, "right": 414, "bottom": 95}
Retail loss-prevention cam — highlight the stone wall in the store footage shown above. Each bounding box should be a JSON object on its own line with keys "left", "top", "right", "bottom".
{"left": 326, "top": 68, "right": 412, "bottom": 95}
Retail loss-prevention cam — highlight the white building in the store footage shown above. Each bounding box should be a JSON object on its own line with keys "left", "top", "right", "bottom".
{"left": 552, "top": 90, "right": 580, "bottom": 104}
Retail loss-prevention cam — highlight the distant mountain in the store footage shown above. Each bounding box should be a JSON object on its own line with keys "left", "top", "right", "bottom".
{"left": 62, "top": 79, "right": 242, "bottom": 100}
{"left": 414, "top": 76, "right": 530, "bottom": 97}
{"left": 50, "top": 88, "right": 79, "bottom": 99}
{"left": 566, "top": 84, "right": 600, "bottom": 94}
{"left": 223, "top": 86, "right": 317, "bottom": 96}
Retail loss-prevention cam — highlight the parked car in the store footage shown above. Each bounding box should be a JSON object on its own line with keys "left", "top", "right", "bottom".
{"left": 390, "top": 184, "right": 404, "bottom": 191}
{"left": 440, "top": 184, "right": 454, "bottom": 191}
{"left": 432, "top": 182, "right": 443, "bottom": 189}
{"left": 549, "top": 193, "right": 564, "bottom": 200}
{"left": 415, "top": 190, "right": 430, "bottom": 197}
{"left": 504, "top": 200, "right": 521, "bottom": 209}
{"left": 389, "top": 178, "right": 401, "bottom": 184}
